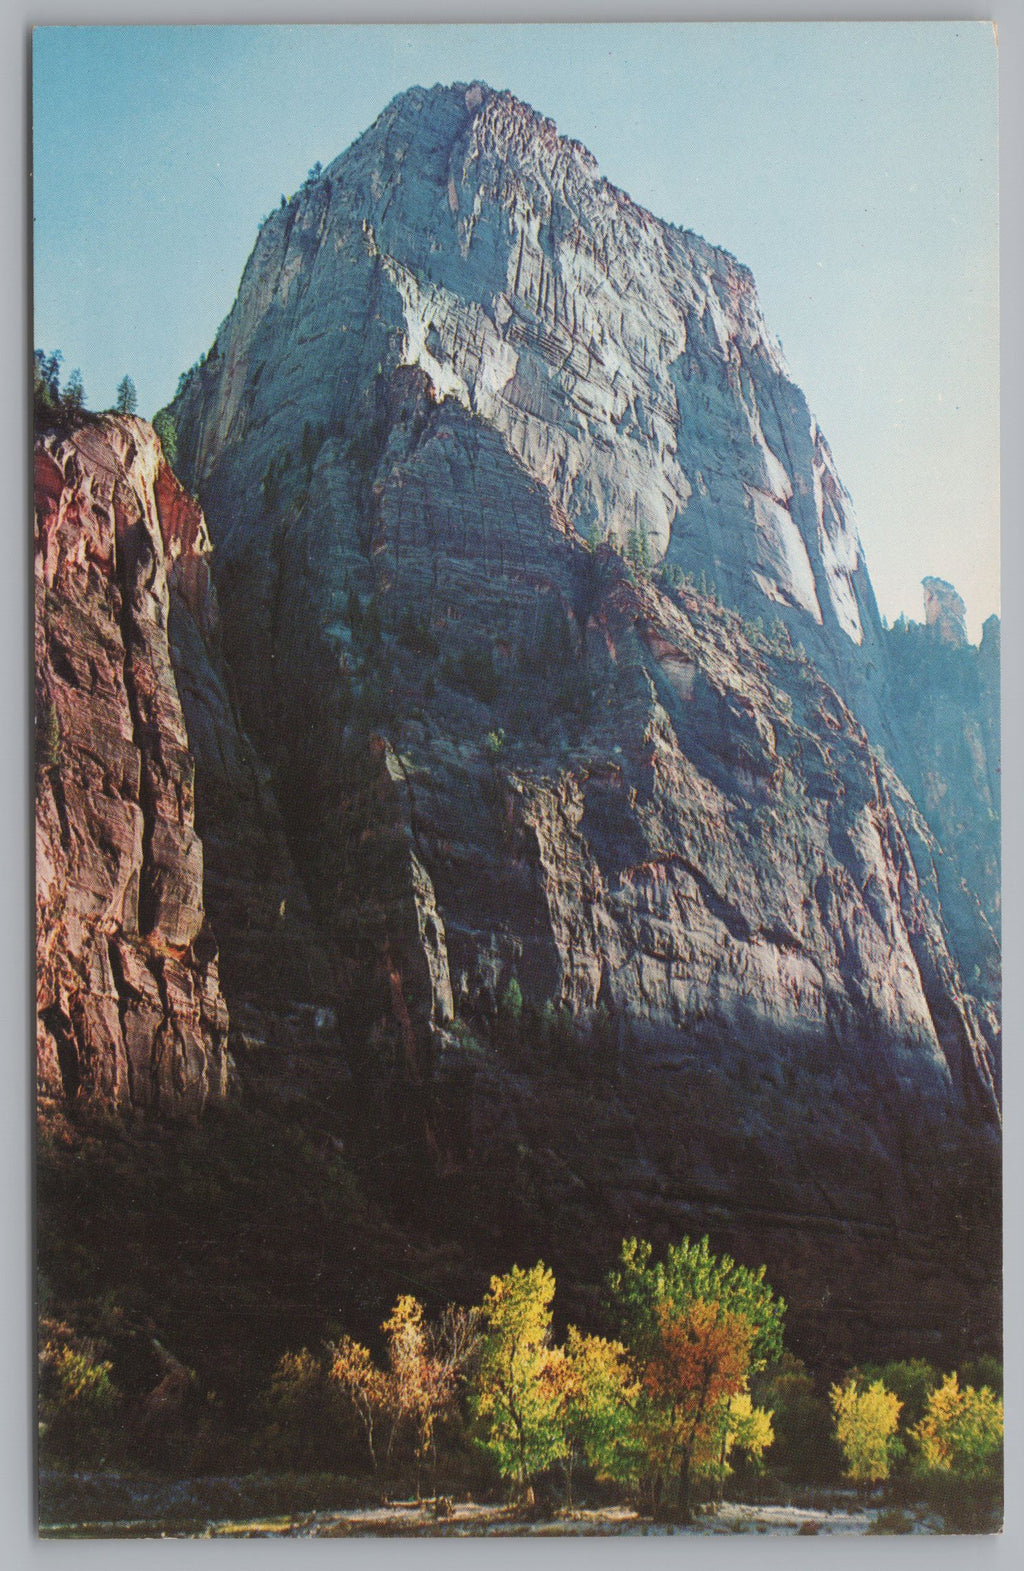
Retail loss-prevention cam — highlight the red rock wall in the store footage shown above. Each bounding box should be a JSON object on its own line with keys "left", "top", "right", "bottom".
{"left": 35, "top": 416, "right": 231, "bottom": 1119}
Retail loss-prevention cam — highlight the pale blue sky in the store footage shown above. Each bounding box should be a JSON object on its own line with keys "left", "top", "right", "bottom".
{"left": 32, "top": 21, "right": 999, "bottom": 637}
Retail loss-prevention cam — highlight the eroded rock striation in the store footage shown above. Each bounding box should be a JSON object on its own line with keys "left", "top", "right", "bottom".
{"left": 34, "top": 416, "right": 340, "bottom": 1118}
{"left": 35, "top": 416, "right": 232, "bottom": 1116}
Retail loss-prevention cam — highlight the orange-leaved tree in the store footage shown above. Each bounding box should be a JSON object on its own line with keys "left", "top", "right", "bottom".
{"left": 606, "top": 1236, "right": 784, "bottom": 1520}
{"left": 328, "top": 1335, "right": 390, "bottom": 1478}
{"left": 639, "top": 1298, "right": 755, "bottom": 1521}
{"left": 382, "top": 1294, "right": 481, "bottom": 1496}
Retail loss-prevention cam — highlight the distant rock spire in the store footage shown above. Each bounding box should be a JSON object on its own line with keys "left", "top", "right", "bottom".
{"left": 922, "top": 576, "right": 968, "bottom": 647}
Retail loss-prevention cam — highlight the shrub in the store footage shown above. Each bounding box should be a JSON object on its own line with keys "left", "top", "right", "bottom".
{"left": 867, "top": 1507, "right": 914, "bottom": 1534}
{"left": 38, "top": 1323, "right": 119, "bottom": 1460}
{"left": 912, "top": 1373, "right": 1002, "bottom": 1480}
{"left": 830, "top": 1379, "right": 902, "bottom": 1487}
{"left": 152, "top": 409, "right": 179, "bottom": 465}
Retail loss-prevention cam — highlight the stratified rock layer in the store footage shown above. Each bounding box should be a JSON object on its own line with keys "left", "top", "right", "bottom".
{"left": 35, "top": 417, "right": 231, "bottom": 1116}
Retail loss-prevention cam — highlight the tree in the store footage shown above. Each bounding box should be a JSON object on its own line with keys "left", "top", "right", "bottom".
{"left": 63, "top": 368, "right": 86, "bottom": 418}
{"left": 499, "top": 977, "right": 523, "bottom": 1021}
{"left": 605, "top": 1237, "right": 784, "bottom": 1520}
{"left": 380, "top": 1294, "right": 480, "bottom": 1496}
{"left": 328, "top": 1334, "right": 389, "bottom": 1476}
{"left": 752, "top": 1352, "right": 838, "bottom": 1484}
{"left": 115, "top": 375, "right": 138, "bottom": 415}
{"left": 34, "top": 348, "right": 62, "bottom": 426}
{"left": 912, "top": 1373, "right": 1003, "bottom": 1481}
{"left": 716, "top": 1391, "right": 774, "bottom": 1500}
{"left": 558, "top": 1327, "right": 642, "bottom": 1505}
{"left": 260, "top": 1348, "right": 337, "bottom": 1469}
{"left": 41, "top": 349, "right": 63, "bottom": 400}
{"left": 468, "top": 1263, "right": 567, "bottom": 1501}
{"left": 854, "top": 1358, "right": 939, "bottom": 1434}
{"left": 625, "top": 526, "right": 651, "bottom": 578}
{"left": 152, "top": 409, "right": 178, "bottom": 465}
{"left": 638, "top": 1298, "right": 756, "bottom": 1520}
{"left": 607, "top": 1236, "right": 785, "bottom": 1374}
{"left": 830, "top": 1378, "right": 902, "bottom": 1489}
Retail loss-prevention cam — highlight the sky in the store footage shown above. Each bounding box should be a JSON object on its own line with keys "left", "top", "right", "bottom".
{"left": 32, "top": 21, "right": 999, "bottom": 639}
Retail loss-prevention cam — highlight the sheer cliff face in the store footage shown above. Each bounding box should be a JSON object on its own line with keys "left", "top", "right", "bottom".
{"left": 164, "top": 83, "right": 998, "bottom": 1149}
{"left": 174, "top": 83, "right": 883, "bottom": 719}
{"left": 35, "top": 418, "right": 231, "bottom": 1116}
{"left": 884, "top": 607, "right": 1001, "bottom": 1031}
{"left": 35, "top": 417, "right": 337, "bottom": 1119}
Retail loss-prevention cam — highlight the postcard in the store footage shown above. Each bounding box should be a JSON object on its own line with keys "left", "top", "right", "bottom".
{"left": 32, "top": 21, "right": 1001, "bottom": 1537}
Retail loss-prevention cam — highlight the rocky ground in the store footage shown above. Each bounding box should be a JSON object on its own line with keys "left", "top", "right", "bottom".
{"left": 38, "top": 1479, "right": 942, "bottom": 1538}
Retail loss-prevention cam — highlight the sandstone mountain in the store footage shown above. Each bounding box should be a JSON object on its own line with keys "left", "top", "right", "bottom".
{"left": 36, "top": 83, "right": 1000, "bottom": 1363}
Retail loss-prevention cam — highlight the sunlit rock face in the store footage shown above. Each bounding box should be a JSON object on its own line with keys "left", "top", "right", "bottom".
{"left": 34, "top": 417, "right": 340, "bottom": 1121}
{"left": 164, "top": 85, "right": 999, "bottom": 1353}
{"left": 35, "top": 417, "right": 231, "bottom": 1117}
{"left": 174, "top": 82, "right": 885, "bottom": 723}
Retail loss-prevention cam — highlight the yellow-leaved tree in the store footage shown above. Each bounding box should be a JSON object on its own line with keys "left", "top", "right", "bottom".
{"left": 468, "top": 1263, "right": 567, "bottom": 1502}
{"left": 328, "top": 1335, "right": 390, "bottom": 1477}
{"left": 556, "top": 1327, "right": 643, "bottom": 1506}
{"left": 830, "top": 1379, "right": 902, "bottom": 1489}
{"left": 716, "top": 1390, "right": 775, "bottom": 1499}
{"left": 912, "top": 1373, "right": 1003, "bottom": 1480}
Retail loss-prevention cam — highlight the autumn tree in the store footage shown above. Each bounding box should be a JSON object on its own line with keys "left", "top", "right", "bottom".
{"left": 606, "top": 1237, "right": 783, "bottom": 1520}
{"left": 553, "top": 1327, "right": 643, "bottom": 1506}
{"left": 912, "top": 1373, "right": 1003, "bottom": 1481}
{"left": 608, "top": 1236, "right": 785, "bottom": 1373}
{"left": 854, "top": 1358, "right": 939, "bottom": 1434}
{"left": 328, "top": 1335, "right": 389, "bottom": 1478}
{"left": 380, "top": 1295, "right": 481, "bottom": 1496}
{"left": 716, "top": 1391, "right": 775, "bottom": 1500}
{"left": 468, "top": 1263, "right": 567, "bottom": 1502}
{"left": 640, "top": 1298, "right": 757, "bottom": 1520}
{"left": 260, "top": 1348, "right": 337, "bottom": 1469}
{"left": 830, "top": 1378, "right": 902, "bottom": 1490}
